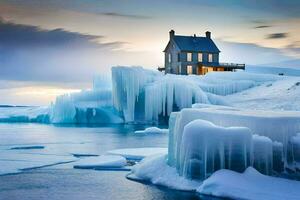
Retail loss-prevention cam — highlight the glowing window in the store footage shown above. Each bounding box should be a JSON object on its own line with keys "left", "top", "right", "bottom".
{"left": 198, "top": 53, "right": 203, "bottom": 62}
{"left": 208, "top": 54, "right": 213, "bottom": 62}
{"left": 168, "top": 53, "right": 171, "bottom": 63}
{"left": 187, "top": 52, "right": 192, "bottom": 62}
{"left": 187, "top": 65, "right": 193, "bottom": 75}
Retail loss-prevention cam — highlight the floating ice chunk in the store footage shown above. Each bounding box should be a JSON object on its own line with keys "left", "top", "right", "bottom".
{"left": 9, "top": 145, "right": 45, "bottom": 150}
{"left": 107, "top": 148, "right": 167, "bottom": 160}
{"left": 179, "top": 119, "right": 252, "bottom": 180}
{"left": 130, "top": 154, "right": 200, "bottom": 191}
{"left": 135, "top": 127, "right": 168, "bottom": 134}
{"left": 197, "top": 167, "right": 300, "bottom": 200}
{"left": 73, "top": 155, "right": 126, "bottom": 169}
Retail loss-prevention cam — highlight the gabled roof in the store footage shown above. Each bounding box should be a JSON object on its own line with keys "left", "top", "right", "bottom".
{"left": 164, "top": 35, "right": 220, "bottom": 53}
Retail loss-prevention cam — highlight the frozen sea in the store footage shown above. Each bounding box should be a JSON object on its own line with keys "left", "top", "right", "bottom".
{"left": 0, "top": 123, "right": 218, "bottom": 200}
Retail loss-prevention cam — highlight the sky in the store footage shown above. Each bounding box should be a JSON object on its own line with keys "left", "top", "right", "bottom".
{"left": 0, "top": 0, "right": 300, "bottom": 105}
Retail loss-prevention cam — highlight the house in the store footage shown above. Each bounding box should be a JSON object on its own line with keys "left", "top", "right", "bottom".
{"left": 161, "top": 30, "right": 245, "bottom": 75}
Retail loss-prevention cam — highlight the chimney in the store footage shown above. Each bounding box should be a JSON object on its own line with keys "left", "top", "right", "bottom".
{"left": 193, "top": 34, "right": 196, "bottom": 37}
{"left": 169, "top": 30, "right": 175, "bottom": 39}
{"left": 205, "top": 31, "right": 211, "bottom": 39}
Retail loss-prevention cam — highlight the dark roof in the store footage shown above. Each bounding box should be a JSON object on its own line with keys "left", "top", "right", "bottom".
{"left": 167, "top": 35, "right": 220, "bottom": 53}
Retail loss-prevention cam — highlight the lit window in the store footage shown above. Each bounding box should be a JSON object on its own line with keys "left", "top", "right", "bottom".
{"left": 187, "top": 65, "right": 193, "bottom": 75}
{"left": 187, "top": 52, "right": 192, "bottom": 62}
{"left": 168, "top": 53, "right": 171, "bottom": 63}
{"left": 208, "top": 54, "right": 213, "bottom": 62}
{"left": 198, "top": 53, "right": 203, "bottom": 62}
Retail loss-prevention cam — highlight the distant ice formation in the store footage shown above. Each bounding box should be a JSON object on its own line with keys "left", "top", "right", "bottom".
{"left": 49, "top": 75, "right": 123, "bottom": 124}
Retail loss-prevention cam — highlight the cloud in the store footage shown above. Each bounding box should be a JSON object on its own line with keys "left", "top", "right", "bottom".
{"left": 99, "top": 12, "right": 151, "bottom": 19}
{"left": 266, "top": 33, "right": 288, "bottom": 39}
{"left": 0, "top": 19, "right": 122, "bottom": 49}
{"left": 0, "top": 19, "right": 127, "bottom": 83}
{"left": 255, "top": 25, "right": 271, "bottom": 29}
{"left": 285, "top": 41, "right": 300, "bottom": 56}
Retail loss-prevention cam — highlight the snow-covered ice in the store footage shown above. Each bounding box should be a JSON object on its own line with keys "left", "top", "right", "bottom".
{"left": 131, "top": 154, "right": 300, "bottom": 200}
{"left": 107, "top": 148, "right": 167, "bottom": 160}
{"left": 129, "top": 154, "right": 200, "bottom": 191}
{"left": 225, "top": 77, "right": 300, "bottom": 111}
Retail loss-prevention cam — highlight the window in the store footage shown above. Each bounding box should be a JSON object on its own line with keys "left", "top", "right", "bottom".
{"left": 177, "top": 53, "right": 180, "bottom": 62}
{"left": 187, "top": 65, "right": 193, "bottom": 75}
{"left": 178, "top": 65, "right": 181, "bottom": 74}
{"left": 208, "top": 54, "right": 213, "bottom": 62}
{"left": 198, "top": 53, "right": 203, "bottom": 62}
{"left": 168, "top": 53, "right": 171, "bottom": 63}
{"left": 187, "top": 52, "right": 192, "bottom": 62}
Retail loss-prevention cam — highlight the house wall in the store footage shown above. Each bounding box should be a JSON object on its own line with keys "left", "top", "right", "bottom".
{"left": 164, "top": 41, "right": 220, "bottom": 75}
{"left": 164, "top": 40, "right": 181, "bottom": 74}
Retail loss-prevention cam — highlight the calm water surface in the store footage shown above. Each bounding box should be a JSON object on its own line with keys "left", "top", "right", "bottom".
{"left": 0, "top": 123, "right": 221, "bottom": 200}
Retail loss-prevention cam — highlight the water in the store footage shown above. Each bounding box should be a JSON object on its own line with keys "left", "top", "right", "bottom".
{"left": 0, "top": 123, "right": 219, "bottom": 200}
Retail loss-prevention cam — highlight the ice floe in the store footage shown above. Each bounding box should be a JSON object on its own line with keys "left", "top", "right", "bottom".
{"left": 134, "top": 127, "right": 168, "bottom": 134}
{"left": 73, "top": 155, "right": 127, "bottom": 169}
{"left": 107, "top": 148, "right": 167, "bottom": 160}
